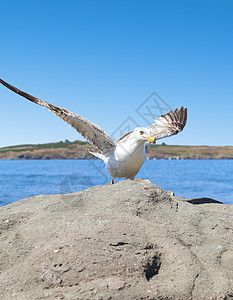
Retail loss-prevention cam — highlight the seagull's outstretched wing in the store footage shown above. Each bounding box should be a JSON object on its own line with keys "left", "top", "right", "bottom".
{"left": 0, "top": 79, "right": 115, "bottom": 152}
{"left": 148, "top": 106, "right": 187, "bottom": 140}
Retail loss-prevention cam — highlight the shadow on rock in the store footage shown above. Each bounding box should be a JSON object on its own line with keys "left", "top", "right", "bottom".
{"left": 187, "top": 197, "right": 223, "bottom": 205}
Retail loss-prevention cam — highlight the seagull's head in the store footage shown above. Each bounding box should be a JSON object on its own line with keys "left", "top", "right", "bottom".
{"left": 133, "top": 127, "right": 155, "bottom": 144}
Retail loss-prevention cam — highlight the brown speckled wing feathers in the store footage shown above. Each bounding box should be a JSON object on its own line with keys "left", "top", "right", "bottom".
{"left": 0, "top": 79, "right": 115, "bottom": 152}
{"left": 148, "top": 106, "right": 187, "bottom": 140}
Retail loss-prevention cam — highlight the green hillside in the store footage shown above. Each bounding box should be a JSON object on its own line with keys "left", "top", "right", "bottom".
{"left": 0, "top": 140, "right": 233, "bottom": 159}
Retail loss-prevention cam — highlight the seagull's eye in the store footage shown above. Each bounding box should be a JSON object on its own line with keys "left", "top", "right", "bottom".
{"left": 139, "top": 131, "right": 144, "bottom": 135}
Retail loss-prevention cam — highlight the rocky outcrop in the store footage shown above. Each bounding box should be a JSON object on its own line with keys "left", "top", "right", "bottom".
{"left": 0, "top": 180, "right": 232, "bottom": 299}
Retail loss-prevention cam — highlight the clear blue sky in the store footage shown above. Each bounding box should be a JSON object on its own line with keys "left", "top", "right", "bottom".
{"left": 1, "top": 0, "right": 232, "bottom": 147}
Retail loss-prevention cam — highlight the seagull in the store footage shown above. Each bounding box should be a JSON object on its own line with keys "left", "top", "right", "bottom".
{"left": 0, "top": 79, "right": 187, "bottom": 183}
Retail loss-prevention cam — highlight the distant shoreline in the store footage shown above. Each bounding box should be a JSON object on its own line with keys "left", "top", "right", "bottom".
{"left": 0, "top": 140, "right": 233, "bottom": 160}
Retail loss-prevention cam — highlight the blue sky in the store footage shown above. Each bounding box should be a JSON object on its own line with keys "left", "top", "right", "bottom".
{"left": 0, "top": 0, "right": 232, "bottom": 147}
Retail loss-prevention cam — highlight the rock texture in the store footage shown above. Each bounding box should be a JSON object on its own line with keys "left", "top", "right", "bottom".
{"left": 0, "top": 180, "right": 232, "bottom": 299}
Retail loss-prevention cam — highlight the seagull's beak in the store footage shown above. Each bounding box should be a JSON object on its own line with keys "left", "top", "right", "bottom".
{"left": 144, "top": 136, "right": 155, "bottom": 144}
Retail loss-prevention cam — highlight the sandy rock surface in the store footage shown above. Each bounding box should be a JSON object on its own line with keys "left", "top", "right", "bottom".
{"left": 0, "top": 180, "right": 232, "bottom": 299}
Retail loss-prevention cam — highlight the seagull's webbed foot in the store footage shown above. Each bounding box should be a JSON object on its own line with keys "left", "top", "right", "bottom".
{"left": 111, "top": 179, "right": 115, "bottom": 184}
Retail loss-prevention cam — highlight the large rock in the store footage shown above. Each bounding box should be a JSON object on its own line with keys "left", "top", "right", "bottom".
{"left": 0, "top": 180, "right": 232, "bottom": 299}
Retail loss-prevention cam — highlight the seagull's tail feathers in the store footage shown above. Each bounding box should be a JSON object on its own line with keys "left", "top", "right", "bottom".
{"left": 88, "top": 149, "right": 109, "bottom": 164}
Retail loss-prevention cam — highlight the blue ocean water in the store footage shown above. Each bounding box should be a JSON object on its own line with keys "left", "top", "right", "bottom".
{"left": 0, "top": 159, "right": 232, "bottom": 207}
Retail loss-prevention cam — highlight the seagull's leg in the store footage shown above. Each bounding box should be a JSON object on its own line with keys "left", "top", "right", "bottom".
{"left": 111, "top": 179, "right": 114, "bottom": 184}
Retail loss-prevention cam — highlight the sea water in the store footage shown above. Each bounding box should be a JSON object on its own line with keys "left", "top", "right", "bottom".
{"left": 0, "top": 159, "right": 232, "bottom": 206}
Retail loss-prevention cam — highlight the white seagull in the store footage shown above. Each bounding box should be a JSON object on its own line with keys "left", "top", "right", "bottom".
{"left": 0, "top": 79, "right": 187, "bottom": 183}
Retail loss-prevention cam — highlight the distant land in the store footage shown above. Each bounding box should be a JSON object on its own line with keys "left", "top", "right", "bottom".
{"left": 0, "top": 140, "right": 233, "bottom": 159}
